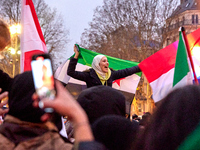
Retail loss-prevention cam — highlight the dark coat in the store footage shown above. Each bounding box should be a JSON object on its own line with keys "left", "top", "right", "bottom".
{"left": 67, "top": 57, "right": 141, "bottom": 88}
{"left": 0, "top": 69, "right": 13, "bottom": 93}
{"left": 0, "top": 115, "right": 73, "bottom": 150}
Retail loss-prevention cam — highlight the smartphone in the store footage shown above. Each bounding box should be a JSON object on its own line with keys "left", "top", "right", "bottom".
{"left": 31, "top": 54, "right": 56, "bottom": 112}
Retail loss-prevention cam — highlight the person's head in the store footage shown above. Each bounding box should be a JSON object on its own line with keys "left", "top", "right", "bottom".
{"left": 0, "top": 20, "right": 10, "bottom": 51}
{"left": 144, "top": 112, "right": 151, "bottom": 116}
{"left": 92, "top": 55, "right": 109, "bottom": 73}
{"left": 77, "top": 85, "right": 126, "bottom": 124}
{"left": 8, "top": 71, "right": 45, "bottom": 123}
{"left": 139, "top": 113, "right": 151, "bottom": 127}
{"left": 135, "top": 85, "right": 200, "bottom": 150}
{"left": 132, "top": 114, "right": 138, "bottom": 120}
{"left": 7, "top": 71, "right": 62, "bottom": 130}
{"left": 135, "top": 117, "right": 141, "bottom": 122}
{"left": 92, "top": 115, "right": 139, "bottom": 150}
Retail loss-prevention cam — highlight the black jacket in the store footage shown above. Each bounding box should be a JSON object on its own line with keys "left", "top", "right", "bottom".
{"left": 67, "top": 57, "right": 141, "bottom": 88}
{"left": 0, "top": 70, "right": 13, "bottom": 93}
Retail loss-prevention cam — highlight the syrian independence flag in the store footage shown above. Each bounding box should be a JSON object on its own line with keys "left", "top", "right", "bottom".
{"left": 20, "top": 0, "right": 47, "bottom": 72}
{"left": 139, "top": 27, "right": 200, "bottom": 103}
{"left": 55, "top": 45, "right": 142, "bottom": 94}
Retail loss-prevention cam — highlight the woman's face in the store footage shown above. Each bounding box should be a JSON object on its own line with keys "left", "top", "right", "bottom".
{"left": 99, "top": 56, "right": 109, "bottom": 73}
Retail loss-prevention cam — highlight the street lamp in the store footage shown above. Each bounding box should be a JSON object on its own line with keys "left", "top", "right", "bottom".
{"left": 10, "top": 24, "right": 21, "bottom": 35}
{"left": 9, "top": 47, "right": 16, "bottom": 54}
{"left": 9, "top": 24, "right": 21, "bottom": 77}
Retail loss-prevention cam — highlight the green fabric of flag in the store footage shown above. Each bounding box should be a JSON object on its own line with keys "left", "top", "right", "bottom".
{"left": 173, "top": 28, "right": 190, "bottom": 87}
{"left": 177, "top": 122, "right": 200, "bottom": 150}
{"left": 75, "top": 44, "right": 142, "bottom": 77}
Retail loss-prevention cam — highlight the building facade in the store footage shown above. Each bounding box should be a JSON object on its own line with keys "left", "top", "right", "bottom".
{"left": 163, "top": 0, "right": 200, "bottom": 47}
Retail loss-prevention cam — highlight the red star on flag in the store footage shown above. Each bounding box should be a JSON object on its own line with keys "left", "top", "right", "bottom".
{"left": 113, "top": 78, "right": 125, "bottom": 86}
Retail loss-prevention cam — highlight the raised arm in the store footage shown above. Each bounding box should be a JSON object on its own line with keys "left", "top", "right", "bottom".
{"left": 67, "top": 45, "right": 89, "bottom": 82}
{"left": 112, "top": 65, "right": 141, "bottom": 80}
{"left": 74, "top": 45, "right": 79, "bottom": 59}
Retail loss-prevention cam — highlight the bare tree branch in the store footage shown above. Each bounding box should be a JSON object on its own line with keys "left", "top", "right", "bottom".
{"left": 80, "top": 0, "right": 179, "bottom": 62}
{"left": 0, "top": 0, "right": 69, "bottom": 72}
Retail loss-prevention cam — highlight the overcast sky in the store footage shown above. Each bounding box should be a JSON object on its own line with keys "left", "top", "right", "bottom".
{"left": 45, "top": 0, "right": 104, "bottom": 59}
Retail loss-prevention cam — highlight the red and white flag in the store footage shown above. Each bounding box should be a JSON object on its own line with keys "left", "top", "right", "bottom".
{"left": 20, "top": 0, "right": 47, "bottom": 72}
{"left": 139, "top": 28, "right": 200, "bottom": 103}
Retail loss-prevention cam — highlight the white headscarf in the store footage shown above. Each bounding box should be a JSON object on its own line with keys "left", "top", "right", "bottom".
{"left": 92, "top": 55, "right": 106, "bottom": 78}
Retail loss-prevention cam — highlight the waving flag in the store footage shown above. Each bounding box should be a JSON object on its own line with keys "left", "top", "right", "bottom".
{"left": 139, "top": 27, "right": 200, "bottom": 103}
{"left": 173, "top": 27, "right": 193, "bottom": 88}
{"left": 55, "top": 45, "right": 142, "bottom": 94}
{"left": 20, "top": 0, "right": 47, "bottom": 72}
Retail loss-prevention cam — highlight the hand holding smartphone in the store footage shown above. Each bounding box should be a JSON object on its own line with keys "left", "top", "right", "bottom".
{"left": 31, "top": 54, "right": 56, "bottom": 113}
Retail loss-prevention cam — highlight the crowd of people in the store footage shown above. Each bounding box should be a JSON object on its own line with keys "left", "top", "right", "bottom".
{"left": 1, "top": 19, "right": 200, "bottom": 150}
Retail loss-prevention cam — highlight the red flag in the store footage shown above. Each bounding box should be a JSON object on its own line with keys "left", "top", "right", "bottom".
{"left": 20, "top": 0, "right": 47, "bottom": 72}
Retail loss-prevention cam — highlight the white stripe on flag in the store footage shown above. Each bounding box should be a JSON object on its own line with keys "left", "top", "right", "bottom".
{"left": 54, "top": 60, "right": 90, "bottom": 85}
{"left": 150, "top": 68, "right": 174, "bottom": 102}
{"left": 113, "top": 75, "right": 140, "bottom": 94}
{"left": 54, "top": 60, "right": 71, "bottom": 83}
{"left": 173, "top": 72, "right": 193, "bottom": 89}
{"left": 22, "top": 5, "right": 46, "bottom": 52}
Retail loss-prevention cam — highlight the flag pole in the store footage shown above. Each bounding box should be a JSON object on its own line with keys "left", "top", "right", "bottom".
{"left": 181, "top": 27, "right": 199, "bottom": 85}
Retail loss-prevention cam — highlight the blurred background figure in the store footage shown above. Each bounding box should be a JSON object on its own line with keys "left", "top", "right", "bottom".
{"left": 139, "top": 112, "right": 151, "bottom": 128}
{"left": 0, "top": 20, "right": 10, "bottom": 51}
{"left": 132, "top": 114, "right": 138, "bottom": 120}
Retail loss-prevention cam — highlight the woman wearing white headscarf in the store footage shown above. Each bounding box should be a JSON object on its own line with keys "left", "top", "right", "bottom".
{"left": 67, "top": 45, "right": 141, "bottom": 88}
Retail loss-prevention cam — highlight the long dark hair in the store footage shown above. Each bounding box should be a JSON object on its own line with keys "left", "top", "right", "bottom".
{"left": 134, "top": 85, "right": 200, "bottom": 150}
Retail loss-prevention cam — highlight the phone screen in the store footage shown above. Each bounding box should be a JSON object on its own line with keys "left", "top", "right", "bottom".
{"left": 31, "top": 54, "right": 56, "bottom": 101}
